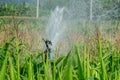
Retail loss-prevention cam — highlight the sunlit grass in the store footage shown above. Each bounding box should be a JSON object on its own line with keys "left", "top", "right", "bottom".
{"left": 0, "top": 19, "right": 120, "bottom": 80}
{"left": 0, "top": 36, "right": 119, "bottom": 80}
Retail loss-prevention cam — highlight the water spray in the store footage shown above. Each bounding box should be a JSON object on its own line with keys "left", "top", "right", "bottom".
{"left": 46, "top": 6, "right": 66, "bottom": 56}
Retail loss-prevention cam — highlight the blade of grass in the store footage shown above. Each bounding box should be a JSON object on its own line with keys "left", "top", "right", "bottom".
{"left": 44, "top": 53, "right": 52, "bottom": 80}
{"left": 0, "top": 53, "right": 8, "bottom": 80}
{"left": 98, "top": 39, "right": 107, "bottom": 80}
{"left": 37, "top": 68, "right": 43, "bottom": 80}
{"left": 16, "top": 44, "right": 20, "bottom": 80}
{"left": 83, "top": 45, "right": 86, "bottom": 79}
{"left": 63, "top": 59, "right": 73, "bottom": 80}
{"left": 55, "top": 56, "right": 64, "bottom": 66}
{"left": 62, "top": 50, "right": 71, "bottom": 69}
{"left": 28, "top": 55, "right": 34, "bottom": 80}
{"left": 53, "top": 60, "right": 56, "bottom": 80}
{"left": 75, "top": 46, "right": 84, "bottom": 80}
{"left": 9, "top": 56, "right": 16, "bottom": 80}
{"left": 86, "top": 51, "right": 90, "bottom": 79}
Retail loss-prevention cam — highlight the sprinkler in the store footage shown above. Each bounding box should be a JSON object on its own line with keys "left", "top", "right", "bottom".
{"left": 42, "top": 38, "right": 52, "bottom": 62}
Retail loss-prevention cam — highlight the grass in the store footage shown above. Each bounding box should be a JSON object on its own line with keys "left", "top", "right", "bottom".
{"left": 0, "top": 35, "right": 119, "bottom": 80}
{"left": 0, "top": 18, "right": 120, "bottom": 80}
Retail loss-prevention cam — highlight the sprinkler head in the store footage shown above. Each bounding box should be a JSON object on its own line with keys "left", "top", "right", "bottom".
{"left": 42, "top": 38, "right": 52, "bottom": 61}
{"left": 42, "top": 38, "right": 52, "bottom": 47}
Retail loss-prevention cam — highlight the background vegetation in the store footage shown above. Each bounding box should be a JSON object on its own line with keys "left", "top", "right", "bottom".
{"left": 0, "top": 0, "right": 120, "bottom": 19}
{"left": 0, "top": 0, "right": 120, "bottom": 80}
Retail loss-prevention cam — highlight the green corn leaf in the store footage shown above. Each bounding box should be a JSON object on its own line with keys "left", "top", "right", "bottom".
{"left": 63, "top": 59, "right": 73, "bottom": 80}
{"left": 75, "top": 46, "right": 84, "bottom": 80}
{"left": 9, "top": 57, "right": 16, "bottom": 80}
{"left": 0, "top": 54, "right": 8, "bottom": 80}
{"left": 98, "top": 39, "right": 107, "bottom": 80}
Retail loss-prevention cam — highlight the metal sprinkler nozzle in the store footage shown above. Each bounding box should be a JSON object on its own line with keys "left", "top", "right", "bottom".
{"left": 42, "top": 38, "right": 52, "bottom": 62}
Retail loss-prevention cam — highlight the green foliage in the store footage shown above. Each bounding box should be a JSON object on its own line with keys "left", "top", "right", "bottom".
{"left": 0, "top": 53, "right": 8, "bottom": 80}
{"left": 98, "top": 39, "right": 107, "bottom": 80}
{"left": 0, "top": 2, "right": 35, "bottom": 16}
{"left": 0, "top": 36, "right": 120, "bottom": 80}
{"left": 9, "top": 56, "right": 16, "bottom": 80}
{"left": 75, "top": 46, "right": 84, "bottom": 80}
{"left": 0, "top": 0, "right": 119, "bottom": 20}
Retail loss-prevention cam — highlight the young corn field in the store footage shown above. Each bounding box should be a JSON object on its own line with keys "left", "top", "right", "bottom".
{"left": 0, "top": 21, "right": 120, "bottom": 80}
{"left": 0, "top": 0, "right": 120, "bottom": 79}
